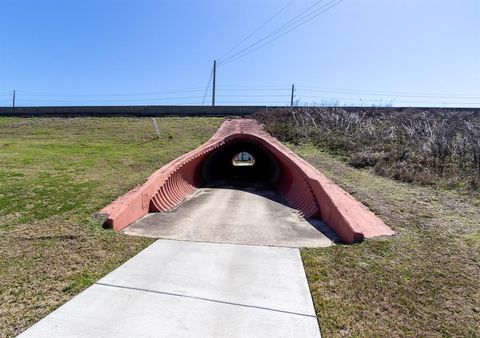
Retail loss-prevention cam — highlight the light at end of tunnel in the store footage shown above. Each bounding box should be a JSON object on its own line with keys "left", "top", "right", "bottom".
{"left": 232, "top": 152, "right": 255, "bottom": 167}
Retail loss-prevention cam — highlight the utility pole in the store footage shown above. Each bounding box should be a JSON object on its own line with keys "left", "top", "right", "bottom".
{"left": 290, "top": 84, "right": 295, "bottom": 107}
{"left": 12, "top": 90, "right": 16, "bottom": 108}
{"left": 212, "top": 60, "right": 216, "bottom": 107}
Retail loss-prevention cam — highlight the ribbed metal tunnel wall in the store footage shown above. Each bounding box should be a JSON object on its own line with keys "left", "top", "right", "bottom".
{"left": 148, "top": 148, "right": 210, "bottom": 212}
{"left": 148, "top": 137, "right": 320, "bottom": 218}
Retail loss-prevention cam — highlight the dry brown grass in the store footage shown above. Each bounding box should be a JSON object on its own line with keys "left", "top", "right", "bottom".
{"left": 255, "top": 107, "right": 480, "bottom": 191}
{"left": 296, "top": 144, "right": 480, "bottom": 337}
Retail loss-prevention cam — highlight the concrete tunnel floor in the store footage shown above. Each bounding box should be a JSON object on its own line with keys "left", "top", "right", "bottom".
{"left": 123, "top": 185, "right": 340, "bottom": 248}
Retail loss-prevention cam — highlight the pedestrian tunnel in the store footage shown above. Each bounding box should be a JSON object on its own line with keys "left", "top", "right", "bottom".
{"left": 202, "top": 140, "right": 280, "bottom": 184}
{"left": 100, "top": 119, "right": 395, "bottom": 244}
{"left": 146, "top": 133, "right": 321, "bottom": 222}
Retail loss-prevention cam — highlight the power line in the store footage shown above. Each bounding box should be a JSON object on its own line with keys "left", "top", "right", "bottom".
{"left": 206, "top": 0, "right": 344, "bottom": 104}
{"left": 220, "top": 0, "right": 345, "bottom": 66}
{"left": 217, "top": 88, "right": 289, "bottom": 92}
{"left": 297, "top": 95, "right": 480, "bottom": 105}
{"left": 218, "top": 0, "right": 345, "bottom": 66}
{"left": 217, "top": 84, "right": 290, "bottom": 90}
{"left": 217, "top": 94, "right": 289, "bottom": 97}
{"left": 201, "top": 67, "right": 214, "bottom": 106}
{"left": 10, "top": 102, "right": 206, "bottom": 107}
{"left": 15, "top": 96, "right": 206, "bottom": 103}
{"left": 7, "top": 83, "right": 478, "bottom": 106}
{"left": 219, "top": 84, "right": 480, "bottom": 98}
{"left": 13, "top": 86, "right": 478, "bottom": 99}
{"left": 14, "top": 87, "right": 206, "bottom": 97}
{"left": 218, "top": 0, "right": 329, "bottom": 65}
{"left": 298, "top": 87, "right": 480, "bottom": 99}
{"left": 219, "top": 0, "right": 296, "bottom": 61}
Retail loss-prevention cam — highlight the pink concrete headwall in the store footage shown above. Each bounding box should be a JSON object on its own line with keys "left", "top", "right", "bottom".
{"left": 100, "top": 119, "right": 395, "bottom": 243}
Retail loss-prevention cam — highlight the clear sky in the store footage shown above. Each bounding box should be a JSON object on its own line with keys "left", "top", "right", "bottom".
{"left": 1, "top": 0, "right": 479, "bottom": 107}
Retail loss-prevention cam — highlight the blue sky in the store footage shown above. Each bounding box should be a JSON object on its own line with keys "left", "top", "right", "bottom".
{"left": 0, "top": 0, "right": 479, "bottom": 107}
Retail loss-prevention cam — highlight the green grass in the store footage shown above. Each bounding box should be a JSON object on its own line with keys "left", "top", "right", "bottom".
{"left": 0, "top": 117, "right": 223, "bottom": 337}
{"left": 294, "top": 144, "right": 480, "bottom": 338}
{"left": 1, "top": 117, "right": 479, "bottom": 337}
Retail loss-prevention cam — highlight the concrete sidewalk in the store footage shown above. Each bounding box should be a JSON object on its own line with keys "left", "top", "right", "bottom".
{"left": 18, "top": 240, "right": 321, "bottom": 338}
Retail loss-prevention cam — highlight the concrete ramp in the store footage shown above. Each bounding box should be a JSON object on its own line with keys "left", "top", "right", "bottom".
{"left": 18, "top": 240, "right": 321, "bottom": 338}
{"left": 100, "top": 119, "right": 394, "bottom": 243}
{"left": 124, "top": 187, "right": 338, "bottom": 247}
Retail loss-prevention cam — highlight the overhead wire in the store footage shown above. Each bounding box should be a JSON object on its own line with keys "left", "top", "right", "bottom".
{"left": 218, "top": 0, "right": 329, "bottom": 65}
{"left": 217, "top": 94, "right": 289, "bottom": 97}
{"left": 219, "top": 0, "right": 296, "bottom": 61}
{"left": 201, "top": 67, "right": 214, "bottom": 106}
{"left": 5, "top": 83, "right": 478, "bottom": 106}
{"left": 202, "top": 1, "right": 297, "bottom": 104}
{"left": 218, "top": 0, "right": 345, "bottom": 66}
{"left": 216, "top": 85, "right": 292, "bottom": 92}
{"left": 198, "top": 0, "right": 344, "bottom": 103}
{"left": 15, "top": 96, "right": 206, "bottom": 103}
{"left": 298, "top": 87, "right": 480, "bottom": 99}
{"left": 7, "top": 2, "right": 476, "bottom": 107}
{"left": 14, "top": 87, "right": 206, "bottom": 97}
{"left": 297, "top": 95, "right": 480, "bottom": 106}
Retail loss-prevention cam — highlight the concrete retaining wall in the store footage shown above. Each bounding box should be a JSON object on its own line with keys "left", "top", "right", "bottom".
{"left": 1, "top": 105, "right": 477, "bottom": 117}
{"left": 0, "top": 105, "right": 268, "bottom": 117}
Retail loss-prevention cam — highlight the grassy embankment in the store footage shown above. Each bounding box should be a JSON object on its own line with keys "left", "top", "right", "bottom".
{"left": 255, "top": 108, "right": 479, "bottom": 337}
{"left": 296, "top": 144, "right": 479, "bottom": 337}
{"left": 1, "top": 115, "right": 478, "bottom": 337}
{"left": 0, "top": 117, "right": 223, "bottom": 337}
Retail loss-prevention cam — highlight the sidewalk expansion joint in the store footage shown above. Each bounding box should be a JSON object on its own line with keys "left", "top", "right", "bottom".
{"left": 95, "top": 282, "right": 317, "bottom": 319}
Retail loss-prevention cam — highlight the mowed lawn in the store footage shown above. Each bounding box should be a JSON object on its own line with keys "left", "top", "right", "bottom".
{"left": 1, "top": 117, "right": 479, "bottom": 337}
{"left": 0, "top": 117, "right": 223, "bottom": 337}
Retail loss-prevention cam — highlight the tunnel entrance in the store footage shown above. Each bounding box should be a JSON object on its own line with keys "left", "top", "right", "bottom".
{"left": 202, "top": 139, "right": 280, "bottom": 185}
{"left": 101, "top": 119, "right": 394, "bottom": 244}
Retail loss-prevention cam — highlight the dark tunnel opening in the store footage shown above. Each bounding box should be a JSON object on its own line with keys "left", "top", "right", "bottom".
{"left": 104, "top": 119, "right": 393, "bottom": 243}
{"left": 150, "top": 136, "right": 321, "bottom": 222}
{"left": 202, "top": 139, "right": 280, "bottom": 186}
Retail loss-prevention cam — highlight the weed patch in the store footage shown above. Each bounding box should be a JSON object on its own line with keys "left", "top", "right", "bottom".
{"left": 295, "top": 146, "right": 480, "bottom": 337}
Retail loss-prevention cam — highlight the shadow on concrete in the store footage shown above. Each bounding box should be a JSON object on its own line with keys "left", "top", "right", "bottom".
{"left": 205, "top": 180, "right": 289, "bottom": 205}
{"left": 305, "top": 218, "right": 342, "bottom": 244}
{"left": 204, "top": 181, "right": 343, "bottom": 244}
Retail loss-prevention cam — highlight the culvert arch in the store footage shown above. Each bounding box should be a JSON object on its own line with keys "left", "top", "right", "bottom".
{"left": 202, "top": 139, "right": 280, "bottom": 185}
{"left": 100, "top": 119, "right": 394, "bottom": 243}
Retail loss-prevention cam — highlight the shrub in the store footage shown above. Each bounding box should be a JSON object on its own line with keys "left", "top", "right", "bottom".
{"left": 254, "top": 107, "right": 480, "bottom": 191}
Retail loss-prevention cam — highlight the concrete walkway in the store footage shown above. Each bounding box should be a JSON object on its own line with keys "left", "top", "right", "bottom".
{"left": 124, "top": 187, "right": 338, "bottom": 247}
{"left": 18, "top": 240, "right": 321, "bottom": 338}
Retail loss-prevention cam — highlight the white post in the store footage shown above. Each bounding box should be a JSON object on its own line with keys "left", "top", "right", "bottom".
{"left": 152, "top": 117, "right": 160, "bottom": 138}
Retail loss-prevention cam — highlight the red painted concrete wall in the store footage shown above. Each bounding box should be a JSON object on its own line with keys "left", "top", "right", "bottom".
{"left": 100, "top": 119, "right": 394, "bottom": 243}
